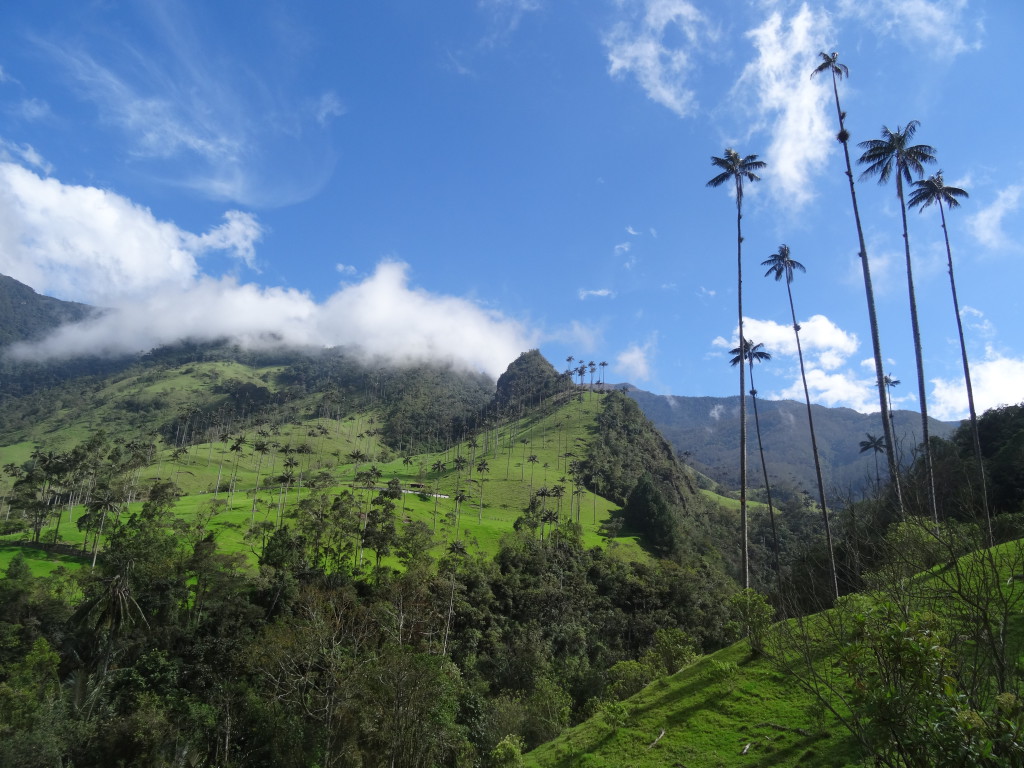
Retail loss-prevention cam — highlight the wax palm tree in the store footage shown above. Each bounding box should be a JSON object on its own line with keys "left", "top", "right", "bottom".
{"left": 860, "top": 433, "right": 886, "bottom": 487}
{"left": 476, "top": 459, "right": 490, "bottom": 522}
{"left": 708, "top": 147, "right": 765, "bottom": 589}
{"left": 729, "top": 340, "right": 783, "bottom": 602}
{"left": 909, "top": 171, "right": 991, "bottom": 544}
{"left": 762, "top": 244, "right": 838, "bottom": 599}
{"left": 812, "top": 52, "right": 902, "bottom": 509}
{"left": 250, "top": 439, "right": 270, "bottom": 526}
{"left": 430, "top": 460, "right": 446, "bottom": 530}
{"left": 858, "top": 120, "right": 938, "bottom": 525}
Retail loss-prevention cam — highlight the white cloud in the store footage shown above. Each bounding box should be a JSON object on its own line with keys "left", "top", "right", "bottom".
{"left": 614, "top": 241, "right": 632, "bottom": 255}
{"left": 709, "top": 404, "right": 725, "bottom": 420}
{"left": 930, "top": 347, "right": 1024, "bottom": 420}
{"left": 968, "top": 185, "right": 1022, "bottom": 251}
{"left": 190, "top": 211, "right": 263, "bottom": 269}
{"left": 779, "top": 367, "right": 878, "bottom": 412}
{"left": 604, "top": 0, "right": 712, "bottom": 118}
{"left": 335, "top": 263, "right": 357, "bottom": 275}
{"left": 741, "top": 314, "right": 858, "bottom": 365}
{"left": 960, "top": 306, "right": 995, "bottom": 339}
{"left": 0, "top": 164, "right": 533, "bottom": 377}
{"left": 478, "top": 0, "right": 542, "bottom": 45}
{"left": 10, "top": 262, "right": 534, "bottom": 379}
{"left": 837, "top": 0, "right": 982, "bottom": 57}
{"left": 712, "top": 314, "right": 878, "bottom": 410}
{"left": 626, "top": 225, "right": 640, "bottom": 235}
{"left": 617, "top": 339, "right": 655, "bottom": 382}
{"left": 14, "top": 98, "right": 52, "bottom": 121}
{"left": 314, "top": 92, "right": 345, "bottom": 126}
{"left": 578, "top": 288, "right": 614, "bottom": 300}
{"left": 0, "top": 140, "right": 52, "bottom": 174}
{"left": 0, "top": 163, "right": 257, "bottom": 303}
{"left": 736, "top": 4, "right": 834, "bottom": 209}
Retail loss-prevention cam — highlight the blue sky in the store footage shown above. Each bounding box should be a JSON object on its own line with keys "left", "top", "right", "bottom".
{"left": 0, "top": 0, "right": 1020, "bottom": 420}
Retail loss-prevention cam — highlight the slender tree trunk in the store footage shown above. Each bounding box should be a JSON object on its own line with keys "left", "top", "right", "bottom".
{"left": 787, "top": 281, "right": 839, "bottom": 599}
{"left": 735, "top": 181, "right": 749, "bottom": 590}
{"left": 896, "top": 173, "right": 938, "bottom": 528}
{"left": 829, "top": 69, "right": 903, "bottom": 513}
{"left": 939, "top": 199, "right": 992, "bottom": 545}
{"left": 747, "top": 366, "right": 782, "bottom": 607}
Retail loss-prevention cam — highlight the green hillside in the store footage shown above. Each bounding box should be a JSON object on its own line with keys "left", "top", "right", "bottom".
{"left": 527, "top": 534, "right": 1024, "bottom": 767}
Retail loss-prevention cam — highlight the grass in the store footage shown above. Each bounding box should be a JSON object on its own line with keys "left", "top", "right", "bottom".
{"left": 0, "top": 391, "right": 651, "bottom": 566}
{"left": 0, "top": 543, "right": 85, "bottom": 577}
{"left": 526, "top": 535, "right": 1024, "bottom": 768}
{"left": 524, "top": 639, "right": 864, "bottom": 768}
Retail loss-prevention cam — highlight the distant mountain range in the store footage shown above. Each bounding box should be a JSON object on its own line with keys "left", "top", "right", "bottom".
{"left": 626, "top": 386, "right": 960, "bottom": 497}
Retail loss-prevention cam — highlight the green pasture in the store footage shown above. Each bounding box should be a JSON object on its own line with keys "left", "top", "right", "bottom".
{"left": 1, "top": 391, "right": 649, "bottom": 567}
{"left": 0, "top": 543, "right": 84, "bottom": 577}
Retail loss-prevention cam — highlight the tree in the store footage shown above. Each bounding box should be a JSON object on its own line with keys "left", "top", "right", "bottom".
{"left": 762, "top": 244, "right": 839, "bottom": 600}
{"left": 707, "top": 147, "right": 765, "bottom": 589}
{"left": 859, "top": 120, "right": 938, "bottom": 525}
{"left": 908, "top": 171, "right": 991, "bottom": 545}
{"left": 250, "top": 439, "right": 271, "bottom": 526}
{"left": 812, "top": 52, "right": 902, "bottom": 511}
{"left": 729, "top": 340, "right": 784, "bottom": 602}
{"left": 476, "top": 458, "right": 490, "bottom": 522}
{"left": 860, "top": 433, "right": 886, "bottom": 486}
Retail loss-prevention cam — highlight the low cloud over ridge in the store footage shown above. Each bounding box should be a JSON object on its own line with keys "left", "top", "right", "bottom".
{"left": 0, "top": 162, "right": 533, "bottom": 377}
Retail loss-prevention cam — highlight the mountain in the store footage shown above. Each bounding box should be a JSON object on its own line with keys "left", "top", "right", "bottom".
{"left": 626, "top": 386, "right": 959, "bottom": 497}
{"left": 0, "top": 274, "right": 95, "bottom": 348}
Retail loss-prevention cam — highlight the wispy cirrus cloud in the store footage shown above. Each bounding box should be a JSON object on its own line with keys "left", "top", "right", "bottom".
{"left": 0, "top": 140, "right": 52, "bottom": 174}
{"left": 478, "top": 0, "right": 542, "bottom": 46}
{"left": 579, "top": 288, "right": 614, "bottom": 300}
{"left": 837, "top": 0, "right": 983, "bottom": 57}
{"left": 736, "top": 4, "right": 835, "bottom": 209}
{"left": 604, "top": 0, "right": 714, "bottom": 118}
{"left": 36, "top": 6, "right": 340, "bottom": 207}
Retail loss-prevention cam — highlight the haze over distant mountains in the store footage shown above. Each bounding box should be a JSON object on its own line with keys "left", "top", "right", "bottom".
{"left": 625, "top": 386, "right": 959, "bottom": 497}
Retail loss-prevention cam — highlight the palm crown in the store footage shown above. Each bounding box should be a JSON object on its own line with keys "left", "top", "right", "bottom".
{"left": 762, "top": 244, "right": 806, "bottom": 284}
{"left": 858, "top": 121, "right": 936, "bottom": 186}
{"left": 706, "top": 148, "right": 766, "bottom": 203}
{"left": 908, "top": 171, "right": 968, "bottom": 212}
{"left": 729, "top": 339, "right": 771, "bottom": 367}
{"left": 811, "top": 51, "right": 849, "bottom": 81}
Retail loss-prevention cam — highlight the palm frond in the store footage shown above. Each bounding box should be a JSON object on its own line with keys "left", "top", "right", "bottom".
{"left": 811, "top": 51, "right": 849, "bottom": 81}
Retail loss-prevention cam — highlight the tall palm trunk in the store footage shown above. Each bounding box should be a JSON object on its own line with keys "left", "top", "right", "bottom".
{"left": 735, "top": 179, "right": 749, "bottom": 590}
{"left": 746, "top": 367, "right": 782, "bottom": 605}
{"left": 825, "top": 66, "right": 903, "bottom": 511}
{"left": 936, "top": 198, "right": 991, "bottom": 544}
{"left": 785, "top": 280, "right": 839, "bottom": 599}
{"left": 895, "top": 173, "right": 938, "bottom": 527}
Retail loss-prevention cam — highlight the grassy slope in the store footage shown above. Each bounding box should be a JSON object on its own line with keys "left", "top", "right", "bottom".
{"left": 527, "top": 538, "right": 1024, "bottom": 768}
{"left": 524, "top": 638, "right": 864, "bottom": 768}
{"left": 0, "top": 380, "right": 653, "bottom": 570}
